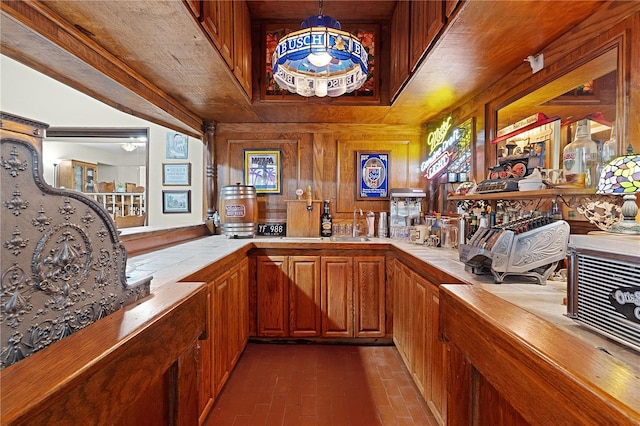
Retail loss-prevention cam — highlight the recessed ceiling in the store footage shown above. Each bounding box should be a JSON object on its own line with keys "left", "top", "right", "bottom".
{"left": 246, "top": 0, "right": 397, "bottom": 21}
{"left": 0, "top": 0, "right": 613, "bottom": 134}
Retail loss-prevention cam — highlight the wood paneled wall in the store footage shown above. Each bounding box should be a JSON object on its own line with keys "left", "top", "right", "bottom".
{"left": 216, "top": 124, "right": 424, "bottom": 223}
{"left": 450, "top": 5, "right": 640, "bottom": 172}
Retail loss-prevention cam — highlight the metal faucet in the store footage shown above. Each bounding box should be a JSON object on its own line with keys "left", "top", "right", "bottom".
{"left": 353, "top": 207, "right": 363, "bottom": 237}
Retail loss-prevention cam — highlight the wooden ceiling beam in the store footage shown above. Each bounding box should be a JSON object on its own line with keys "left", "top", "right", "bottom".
{"left": 0, "top": 0, "right": 204, "bottom": 137}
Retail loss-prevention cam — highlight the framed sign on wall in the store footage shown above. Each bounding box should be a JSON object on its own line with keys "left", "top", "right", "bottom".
{"left": 162, "top": 190, "right": 191, "bottom": 213}
{"left": 166, "top": 132, "right": 188, "bottom": 159}
{"left": 162, "top": 163, "right": 191, "bottom": 186}
{"left": 243, "top": 149, "right": 282, "bottom": 194}
{"left": 357, "top": 151, "right": 389, "bottom": 200}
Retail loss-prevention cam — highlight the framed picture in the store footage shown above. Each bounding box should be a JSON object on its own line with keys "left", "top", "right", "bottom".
{"left": 243, "top": 149, "right": 282, "bottom": 194}
{"left": 357, "top": 151, "right": 390, "bottom": 200}
{"left": 166, "top": 132, "right": 188, "bottom": 159}
{"left": 162, "top": 190, "right": 191, "bottom": 213}
{"left": 162, "top": 163, "right": 191, "bottom": 186}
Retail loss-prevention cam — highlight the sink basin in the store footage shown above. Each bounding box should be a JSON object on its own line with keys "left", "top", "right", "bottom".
{"left": 329, "top": 236, "right": 370, "bottom": 242}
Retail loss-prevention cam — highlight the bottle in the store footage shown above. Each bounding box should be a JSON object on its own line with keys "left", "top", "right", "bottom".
{"left": 466, "top": 214, "right": 478, "bottom": 242}
{"left": 320, "top": 200, "right": 332, "bottom": 237}
{"left": 479, "top": 212, "right": 488, "bottom": 229}
{"left": 551, "top": 200, "right": 562, "bottom": 221}
{"left": 563, "top": 119, "right": 599, "bottom": 188}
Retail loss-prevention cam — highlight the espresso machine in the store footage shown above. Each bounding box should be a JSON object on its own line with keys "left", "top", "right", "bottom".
{"left": 389, "top": 188, "right": 427, "bottom": 236}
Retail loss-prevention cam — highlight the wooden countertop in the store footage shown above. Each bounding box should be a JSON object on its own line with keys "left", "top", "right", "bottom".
{"left": 129, "top": 235, "right": 639, "bottom": 370}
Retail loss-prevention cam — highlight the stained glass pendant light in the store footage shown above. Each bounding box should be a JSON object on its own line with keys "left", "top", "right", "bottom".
{"left": 596, "top": 144, "right": 640, "bottom": 234}
{"left": 271, "top": 0, "right": 368, "bottom": 97}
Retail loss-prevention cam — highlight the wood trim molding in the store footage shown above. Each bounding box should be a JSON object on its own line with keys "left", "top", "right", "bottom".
{"left": 0, "top": 0, "right": 203, "bottom": 136}
{"left": 0, "top": 282, "right": 208, "bottom": 425}
{"left": 120, "top": 224, "right": 210, "bottom": 256}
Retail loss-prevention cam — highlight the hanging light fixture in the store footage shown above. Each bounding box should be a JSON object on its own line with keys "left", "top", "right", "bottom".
{"left": 271, "top": 0, "right": 369, "bottom": 97}
{"left": 121, "top": 142, "right": 138, "bottom": 152}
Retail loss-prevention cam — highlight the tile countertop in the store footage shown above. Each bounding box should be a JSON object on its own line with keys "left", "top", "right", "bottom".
{"left": 127, "top": 234, "right": 639, "bottom": 369}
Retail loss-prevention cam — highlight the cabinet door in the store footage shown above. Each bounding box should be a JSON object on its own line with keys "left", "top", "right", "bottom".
{"left": 201, "top": 0, "right": 233, "bottom": 68}
{"left": 186, "top": 0, "right": 200, "bottom": 18}
{"left": 213, "top": 270, "right": 230, "bottom": 396}
{"left": 409, "top": 0, "right": 444, "bottom": 71}
{"left": 445, "top": 0, "right": 460, "bottom": 18}
{"left": 393, "top": 261, "right": 411, "bottom": 361}
{"left": 233, "top": 0, "right": 252, "bottom": 95}
{"left": 237, "top": 257, "right": 249, "bottom": 347}
{"left": 412, "top": 272, "right": 428, "bottom": 397}
{"left": 321, "top": 257, "right": 353, "bottom": 337}
{"left": 228, "top": 263, "right": 242, "bottom": 367}
{"left": 353, "top": 256, "right": 385, "bottom": 337}
{"left": 198, "top": 286, "right": 214, "bottom": 423}
{"left": 256, "top": 255, "right": 289, "bottom": 336}
{"left": 289, "top": 256, "right": 321, "bottom": 337}
{"left": 390, "top": 0, "right": 410, "bottom": 99}
{"left": 427, "top": 286, "right": 447, "bottom": 423}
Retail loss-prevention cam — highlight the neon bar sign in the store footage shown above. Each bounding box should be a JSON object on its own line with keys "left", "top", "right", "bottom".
{"left": 421, "top": 117, "right": 461, "bottom": 179}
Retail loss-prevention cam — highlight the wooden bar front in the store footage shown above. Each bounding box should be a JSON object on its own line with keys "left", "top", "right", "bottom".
{"left": 0, "top": 283, "right": 208, "bottom": 426}
{"left": 439, "top": 284, "right": 640, "bottom": 425}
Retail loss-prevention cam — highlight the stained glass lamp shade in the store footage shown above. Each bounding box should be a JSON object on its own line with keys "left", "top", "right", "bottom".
{"left": 596, "top": 145, "right": 640, "bottom": 234}
{"left": 271, "top": 9, "right": 368, "bottom": 97}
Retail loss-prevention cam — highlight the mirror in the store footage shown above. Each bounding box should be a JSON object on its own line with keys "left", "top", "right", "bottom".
{"left": 497, "top": 47, "right": 618, "bottom": 170}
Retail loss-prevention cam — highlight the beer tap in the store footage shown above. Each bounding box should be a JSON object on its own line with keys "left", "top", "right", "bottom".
{"left": 306, "top": 184, "right": 313, "bottom": 211}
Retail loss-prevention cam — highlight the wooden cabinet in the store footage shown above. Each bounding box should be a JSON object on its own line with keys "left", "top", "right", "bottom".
{"left": 233, "top": 0, "right": 252, "bottom": 95}
{"left": 289, "top": 256, "right": 321, "bottom": 337}
{"left": 212, "top": 269, "right": 230, "bottom": 394}
{"left": 426, "top": 285, "right": 446, "bottom": 424}
{"left": 411, "top": 272, "right": 428, "bottom": 397}
{"left": 199, "top": 0, "right": 252, "bottom": 96}
{"left": 256, "top": 255, "right": 289, "bottom": 336}
{"left": 353, "top": 256, "right": 386, "bottom": 337}
{"left": 391, "top": 0, "right": 448, "bottom": 98}
{"left": 390, "top": 0, "right": 410, "bottom": 99}
{"left": 445, "top": 0, "right": 460, "bottom": 18}
{"left": 321, "top": 256, "right": 354, "bottom": 337}
{"left": 256, "top": 254, "right": 385, "bottom": 339}
{"left": 392, "top": 259, "right": 447, "bottom": 424}
{"left": 197, "top": 257, "right": 248, "bottom": 423}
{"left": 409, "top": 0, "right": 444, "bottom": 71}
{"left": 393, "top": 261, "right": 412, "bottom": 365}
{"left": 286, "top": 201, "right": 323, "bottom": 237}
{"left": 198, "top": 289, "right": 214, "bottom": 423}
{"left": 185, "top": 0, "right": 200, "bottom": 18}
{"left": 56, "top": 159, "right": 97, "bottom": 193}
{"left": 201, "top": 0, "right": 233, "bottom": 68}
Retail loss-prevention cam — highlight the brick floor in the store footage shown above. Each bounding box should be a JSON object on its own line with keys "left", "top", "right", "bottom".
{"left": 204, "top": 343, "right": 438, "bottom": 426}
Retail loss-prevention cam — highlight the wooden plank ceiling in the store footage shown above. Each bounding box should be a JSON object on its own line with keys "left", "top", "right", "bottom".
{"left": 0, "top": 0, "right": 608, "bottom": 135}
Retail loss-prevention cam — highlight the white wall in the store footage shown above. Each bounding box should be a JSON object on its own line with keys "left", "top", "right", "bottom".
{"left": 0, "top": 55, "right": 204, "bottom": 227}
